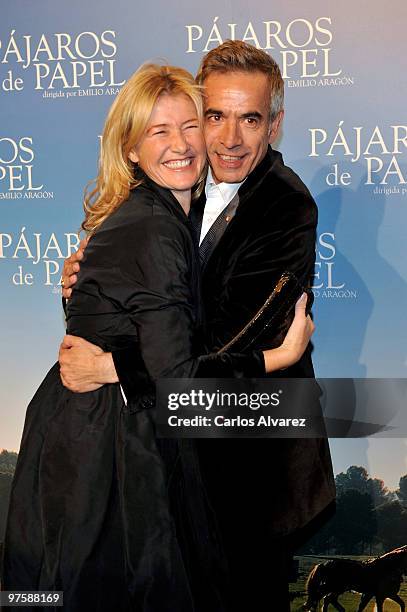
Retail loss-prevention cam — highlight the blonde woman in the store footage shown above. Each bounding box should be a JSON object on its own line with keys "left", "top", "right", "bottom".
{"left": 2, "top": 64, "right": 313, "bottom": 611}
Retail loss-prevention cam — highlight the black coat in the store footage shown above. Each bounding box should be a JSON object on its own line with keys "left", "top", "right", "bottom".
{"left": 194, "top": 148, "right": 335, "bottom": 539}
{"left": 2, "top": 176, "right": 265, "bottom": 612}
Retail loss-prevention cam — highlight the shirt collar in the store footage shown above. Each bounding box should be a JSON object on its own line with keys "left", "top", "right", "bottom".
{"left": 205, "top": 167, "right": 244, "bottom": 204}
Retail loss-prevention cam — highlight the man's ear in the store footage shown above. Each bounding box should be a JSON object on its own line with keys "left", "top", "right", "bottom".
{"left": 128, "top": 149, "right": 139, "bottom": 164}
{"left": 268, "top": 110, "right": 284, "bottom": 144}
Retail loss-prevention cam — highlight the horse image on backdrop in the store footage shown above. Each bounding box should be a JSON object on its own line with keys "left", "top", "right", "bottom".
{"left": 302, "top": 545, "right": 407, "bottom": 611}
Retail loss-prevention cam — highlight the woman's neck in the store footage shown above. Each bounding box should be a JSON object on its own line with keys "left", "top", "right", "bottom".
{"left": 171, "top": 189, "right": 191, "bottom": 215}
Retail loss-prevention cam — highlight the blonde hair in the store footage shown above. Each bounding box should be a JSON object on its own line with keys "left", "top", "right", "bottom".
{"left": 196, "top": 40, "right": 284, "bottom": 121}
{"left": 82, "top": 63, "right": 204, "bottom": 234}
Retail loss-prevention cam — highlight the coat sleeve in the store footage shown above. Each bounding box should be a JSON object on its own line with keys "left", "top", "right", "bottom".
{"left": 113, "top": 215, "right": 265, "bottom": 407}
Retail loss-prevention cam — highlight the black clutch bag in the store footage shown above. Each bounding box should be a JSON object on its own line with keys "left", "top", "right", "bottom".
{"left": 217, "top": 271, "right": 313, "bottom": 354}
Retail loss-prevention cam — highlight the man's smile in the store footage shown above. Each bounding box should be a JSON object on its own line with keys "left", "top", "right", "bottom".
{"left": 218, "top": 154, "right": 244, "bottom": 161}
{"left": 216, "top": 152, "right": 246, "bottom": 167}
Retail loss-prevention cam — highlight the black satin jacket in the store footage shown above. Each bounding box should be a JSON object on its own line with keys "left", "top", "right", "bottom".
{"left": 67, "top": 174, "right": 265, "bottom": 407}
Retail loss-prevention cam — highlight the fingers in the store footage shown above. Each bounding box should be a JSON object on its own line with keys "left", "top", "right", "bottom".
{"left": 58, "top": 343, "right": 67, "bottom": 361}
{"left": 59, "top": 370, "right": 78, "bottom": 392}
{"left": 65, "top": 251, "right": 83, "bottom": 270}
{"left": 62, "top": 240, "right": 88, "bottom": 296}
{"left": 308, "top": 315, "right": 315, "bottom": 335}
{"left": 295, "top": 292, "right": 308, "bottom": 314}
{"left": 80, "top": 236, "right": 89, "bottom": 250}
{"left": 60, "top": 334, "right": 79, "bottom": 350}
{"left": 65, "top": 273, "right": 77, "bottom": 284}
{"left": 60, "top": 334, "right": 103, "bottom": 356}
{"left": 61, "top": 264, "right": 78, "bottom": 296}
{"left": 63, "top": 261, "right": 79, "bottom": 279}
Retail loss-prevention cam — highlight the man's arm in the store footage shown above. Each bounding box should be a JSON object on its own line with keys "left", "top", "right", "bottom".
{"left": 60, "top": 234, "right": 119, "bottom": 392}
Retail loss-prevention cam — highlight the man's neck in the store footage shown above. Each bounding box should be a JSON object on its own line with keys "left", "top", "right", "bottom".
{"left": 205, "top": 166, "right": 246, "bottom": 190}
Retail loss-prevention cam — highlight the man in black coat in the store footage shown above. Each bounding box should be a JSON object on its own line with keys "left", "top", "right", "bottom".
{"left": 60, "top": 41, "right": 335, "bottom": 611}
{"left": 191, "top": 41, "right": 335, "bottom": 611}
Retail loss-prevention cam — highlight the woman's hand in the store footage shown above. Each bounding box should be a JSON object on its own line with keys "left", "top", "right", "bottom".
{"left": 262, "top": 293, "right": 315, "bottom": 373}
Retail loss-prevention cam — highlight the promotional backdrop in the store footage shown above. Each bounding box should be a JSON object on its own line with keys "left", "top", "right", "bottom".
{"left": 1, "top": 2, "right": 406, "bottom": 492}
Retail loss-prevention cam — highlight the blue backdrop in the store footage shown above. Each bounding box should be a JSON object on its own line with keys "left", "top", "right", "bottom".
{"left": 1, "top": 1, "right": 406, "bottom": 490}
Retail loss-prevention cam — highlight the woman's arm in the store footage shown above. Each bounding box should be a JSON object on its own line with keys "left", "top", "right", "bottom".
{"left": 59, "top": 216, "right": 313, "bottom": 398}
{"left": 59, "top": 293, "right": 313, "bottom": 392}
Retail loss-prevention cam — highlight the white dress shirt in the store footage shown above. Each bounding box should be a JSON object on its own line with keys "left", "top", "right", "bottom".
{"left": 199, "top": 168, "right": 243, "bottom": 245}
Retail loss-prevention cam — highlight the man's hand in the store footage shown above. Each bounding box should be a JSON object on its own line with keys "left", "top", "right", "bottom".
{"left": 59, "top": 335, "right": 119, "bottom": 392}
{"left": 62, "top": 237, "right": 88, "bottom": 299}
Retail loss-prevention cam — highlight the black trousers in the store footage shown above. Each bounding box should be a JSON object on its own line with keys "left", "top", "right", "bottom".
{"left": 222, "top": 533, "right": 292, "bottom": 612}
{"left": 195, "top": 445, "right": 294, "bottom": 611}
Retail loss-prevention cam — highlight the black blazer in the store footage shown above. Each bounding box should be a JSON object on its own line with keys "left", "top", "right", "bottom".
{"left": 195, "top": 148, "right": 335, "bottom": 537}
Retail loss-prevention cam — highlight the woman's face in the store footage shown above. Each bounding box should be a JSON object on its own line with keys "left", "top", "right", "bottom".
{"left": 129, "top": 93, "right": 206, "bottom": 201}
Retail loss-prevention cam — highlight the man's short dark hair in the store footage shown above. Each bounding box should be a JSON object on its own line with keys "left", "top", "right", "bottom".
{"left": 196, "top": 40, "right": 284, "bottom": 121}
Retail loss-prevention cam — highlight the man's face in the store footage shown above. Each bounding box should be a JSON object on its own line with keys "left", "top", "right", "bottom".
{"left": 203, "top": 70, "right": 282, "bottom": 184}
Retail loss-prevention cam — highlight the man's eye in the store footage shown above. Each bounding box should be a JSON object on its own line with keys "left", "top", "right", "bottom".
{"left": 245, "top": 117, "right": 258, "bottom": 125}
{"left": 208, "top": 115, "right": 221, "bottom": 122}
